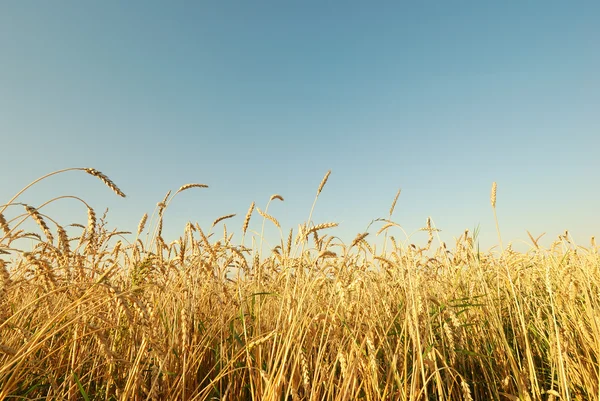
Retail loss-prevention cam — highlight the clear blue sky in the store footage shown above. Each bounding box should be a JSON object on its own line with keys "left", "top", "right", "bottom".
{"left": 1, "top": 1, "right": 599, "bottom": 253}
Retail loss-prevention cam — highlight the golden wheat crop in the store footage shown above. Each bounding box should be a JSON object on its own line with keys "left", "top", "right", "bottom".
{"left": 0, "top": 168, "right": 598, "bottom": 400}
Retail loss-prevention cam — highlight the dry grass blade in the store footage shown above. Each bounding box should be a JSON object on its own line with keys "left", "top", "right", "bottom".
{"left": 256, "top": 207, "right": 280, "bottom": 229}
{"left": 137, "top": 213, "right": 148, "bottom": 236}
{"left": 212, "top": 214, "right": 236, "bottom": 228}
{"left": 24, "top": 205, "right": 54, "bottom": 243}
{"left": 176, "top": 183, "right": 209, "bottom": 194}
{"left": 242, "top": 202, "right": 255, "bottom": 234}
{"left": 84, "top": 168, "right": 126, "bottom": 198}
{"left": 317, "top": 170, "right": 331, "bottom": 196}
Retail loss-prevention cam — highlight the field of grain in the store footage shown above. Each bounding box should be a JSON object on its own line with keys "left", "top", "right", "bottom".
{"left": 0, "top": 168, "right": 598, "bottom": 400}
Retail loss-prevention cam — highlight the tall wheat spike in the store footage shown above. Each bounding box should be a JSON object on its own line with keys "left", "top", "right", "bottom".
{"left": 389, "top": 188, "right": 401, "bottom": 217}
{"left": 136, "top": 213, "right": 148, "bottom": 237}
{"left": 212, "top": 214, "right": 236, "bottom": 228}
{"left": 490, "top": 182, "right": 503, "bottom": 252}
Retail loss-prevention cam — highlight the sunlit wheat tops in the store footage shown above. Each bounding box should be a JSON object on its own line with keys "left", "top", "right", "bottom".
{"left": 2, "top": 168, "right": 600, "bottom": 400}
{"left": 242, "top": 202, "right": 255, "bottom": 234}
{"left": 84, "top": 168, "right": 126, "bottom": 198}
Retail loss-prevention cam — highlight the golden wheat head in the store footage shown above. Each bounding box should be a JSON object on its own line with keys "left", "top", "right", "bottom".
{"left": 84, "top": 168, "right": 126, "bottom": 198}
{"left": 242, "top": 202, "right": 255, "bottom": 234}
{"left": 270, "top": 194, "right": 284, "bottom": 202}
{"left": 176, "top": 183, "right": 209, "bottom": 194}
{"left": 490, "top": 182, "right": 497, "bottom": 208}
{"left": 317, "top": 170, "right": 331, "bottom": 196}
{"left": 389, "top": 189, "right": 401, "bottom": 217}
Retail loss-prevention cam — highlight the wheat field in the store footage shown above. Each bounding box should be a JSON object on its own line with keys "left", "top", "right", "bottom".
{"left": 0, "top": 168, "right": 598, "bottom": 400}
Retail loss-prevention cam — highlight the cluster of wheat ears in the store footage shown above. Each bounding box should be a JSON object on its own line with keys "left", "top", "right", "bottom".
{"left": 0, "top": 168, "right": 598, "bottom": 400}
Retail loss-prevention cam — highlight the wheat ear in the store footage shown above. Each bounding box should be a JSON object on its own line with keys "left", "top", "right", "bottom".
{"left": 212, "top": 214, "right": 236, "bottom": 228}
{"left": 24, "top": 205, "right": 54, "bottom": 243}
{"left": 84, "top": 168, "right": 126, "bottom": 197}
{"left": 490, "top": 182, "right": 503, "bottom": 252}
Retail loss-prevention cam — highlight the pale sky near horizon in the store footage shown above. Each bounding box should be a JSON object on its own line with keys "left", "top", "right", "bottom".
{"left": 1, "top": 2, "right": 599, "bottom": 254}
